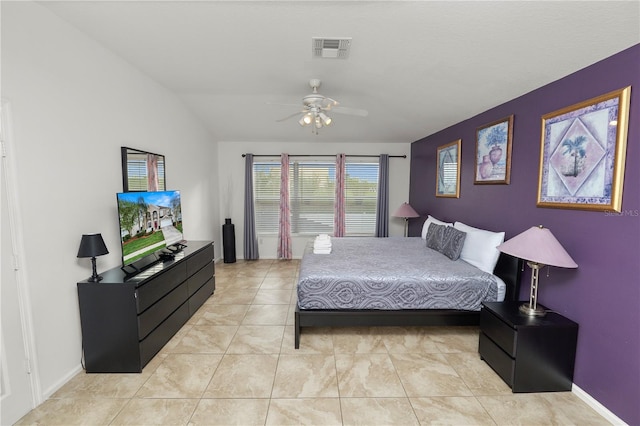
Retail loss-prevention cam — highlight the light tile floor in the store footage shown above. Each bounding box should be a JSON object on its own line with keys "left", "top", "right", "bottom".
{"left": 16, "top": 259, "right": 609, "bottom": 425}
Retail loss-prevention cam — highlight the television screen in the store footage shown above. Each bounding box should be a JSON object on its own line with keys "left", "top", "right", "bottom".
{"left": 117, "top": 190, "right": 183, "bottom": 266}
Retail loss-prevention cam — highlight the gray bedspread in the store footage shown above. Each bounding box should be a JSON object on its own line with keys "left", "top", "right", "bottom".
{"left": 297, "top": 237, "right": 498, "bottom": 311}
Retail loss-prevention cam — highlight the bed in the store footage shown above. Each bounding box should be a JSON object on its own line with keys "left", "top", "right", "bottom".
{"left": 294, "top": 224, "right": 522, "bottom": 349}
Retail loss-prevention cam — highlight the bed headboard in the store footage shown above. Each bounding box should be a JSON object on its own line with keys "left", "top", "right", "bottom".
{"left": 493, "top": 253, "right": 523, "bottom": 302}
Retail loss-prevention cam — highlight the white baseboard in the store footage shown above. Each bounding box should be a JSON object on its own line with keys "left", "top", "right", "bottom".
{"left": 572, "top": 384, "right": 628, "bottom": 425}
{"left": 41, "top": 364, "right": 83, "bottom": 400}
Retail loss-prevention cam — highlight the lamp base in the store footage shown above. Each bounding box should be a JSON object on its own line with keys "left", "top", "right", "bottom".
{"left": 519, "top": 302, "right": 546, "bottom": 317}
{"left": 88, "top": 257, "right": 103, "bottom": 282}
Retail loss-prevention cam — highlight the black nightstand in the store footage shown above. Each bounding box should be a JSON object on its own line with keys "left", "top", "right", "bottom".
{"left": 479, "top": 301, "right": 578, "bottom": 392}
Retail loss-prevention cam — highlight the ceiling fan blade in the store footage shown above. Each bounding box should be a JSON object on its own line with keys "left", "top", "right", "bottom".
{"left": 275, "top": 111, "right": 303, "bottom": 122}
{"left": 267, "top": 102, "right": 302, "bottom": 108}
{"left": 331, "top": 106, "right": 369, "bottom": 117}
{"left": 321, "top": 97, "right": 339, "bottom": 109}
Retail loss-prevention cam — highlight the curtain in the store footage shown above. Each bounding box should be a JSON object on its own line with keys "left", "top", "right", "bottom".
{"left": 375, "top": 154, "right": 390, "bottom": 237}
{"left": 334, "top": 153, "right": 346, "bottom": 237}
{"left": 277, "top": 154, "right": 292, "bottom": 259}
{"left": 243, "top": 154, "right": 259, "bottom": 260}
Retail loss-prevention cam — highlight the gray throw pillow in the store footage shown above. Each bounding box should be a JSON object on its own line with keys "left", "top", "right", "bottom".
{"left": 440, "top": 226, "right": 467, "bottom": 260}
{"left": 426, "top": 223, "right": 446, "bottom": 252}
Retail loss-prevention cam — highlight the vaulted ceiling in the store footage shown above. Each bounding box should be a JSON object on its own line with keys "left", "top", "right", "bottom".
{"left": 40, "top": 1, "right": 640, "bottom": 143}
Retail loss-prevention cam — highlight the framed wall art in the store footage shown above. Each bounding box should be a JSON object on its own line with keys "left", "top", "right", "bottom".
{"left": 121, "top": 147, "right": 166, "bottom": 192}
{"left": 436, "top": 139, "right": 461, "bottom": 198}
{"left": 475, "top": 115, "right": 513, "bottom": 184}
{"left": 537, "top": 86, "right": 631, "bottom": 212}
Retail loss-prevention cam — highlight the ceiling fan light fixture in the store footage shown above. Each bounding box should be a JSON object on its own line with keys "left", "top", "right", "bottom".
{"left": 273, "top": 78, "right": 367, "bottom": 134}
{"left": 319, "top": 112, "right": 332, "bottom": 126}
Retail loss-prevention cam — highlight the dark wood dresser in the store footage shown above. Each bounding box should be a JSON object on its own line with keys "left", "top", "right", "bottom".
{"left": 77, "top": 241, "right": 214, "bottom": 373}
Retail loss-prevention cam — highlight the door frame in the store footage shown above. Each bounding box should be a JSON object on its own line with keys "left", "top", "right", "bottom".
{"left": 1, "top": 99, "right": 41, "bottom": 422}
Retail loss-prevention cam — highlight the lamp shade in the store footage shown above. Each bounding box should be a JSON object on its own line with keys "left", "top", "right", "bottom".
{"left": 77, "top": 233, "right": 109, "bottom": 258}
{"left": 393, "top": 202, "right": 420, "bottom": 218}
{"left": 496, "top": 226, "right": 577, "bottom": 268}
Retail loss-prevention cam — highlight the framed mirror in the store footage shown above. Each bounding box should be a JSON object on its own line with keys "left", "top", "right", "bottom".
{"left": 121, "top": 147, "right": 166, "bottom": 192}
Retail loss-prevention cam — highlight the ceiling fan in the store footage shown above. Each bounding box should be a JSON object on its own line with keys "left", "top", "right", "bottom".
{"left": 274, "top": 79, "right": 368, "bottom": 134}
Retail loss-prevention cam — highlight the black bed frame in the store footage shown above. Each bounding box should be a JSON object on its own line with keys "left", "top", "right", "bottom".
{"left": 294, "top": 252, "right": 522, "bottom": 349}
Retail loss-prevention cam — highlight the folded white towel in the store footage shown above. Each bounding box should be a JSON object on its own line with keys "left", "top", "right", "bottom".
{"left": 314, "top": 234, "right": 332, "bottom": 249}
{"left": 312, "top": 234, "right": 332, "bottom": 253}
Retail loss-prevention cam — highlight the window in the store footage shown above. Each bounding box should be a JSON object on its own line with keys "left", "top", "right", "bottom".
{"left": 290, "top": 161, "right": 336, "bottom": 234}
{"left": 253, "top": 162, "right": 282, "bottom": 234}
{"left": 344, "top": 162, "right": 379, "bottom": 235}
{"left": 253, "top": 159, "right": 379, "bottom": 236}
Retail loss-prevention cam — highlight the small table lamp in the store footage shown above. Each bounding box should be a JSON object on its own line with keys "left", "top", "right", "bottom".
{"left": 393, "top": 202, "right": 420, "bottom": 237}
{"left": 77, "top": 233, "right": 109, "bottom": 282}
{"left": 496, "top": 225, "right": 577, "bottom": 316}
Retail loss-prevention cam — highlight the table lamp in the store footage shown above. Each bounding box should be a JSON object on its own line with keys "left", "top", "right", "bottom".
{"left": 77, "top": 233, "right": 109, "bottom": 282}
{"left": 392, "top": 202, "right": 420, "bottom": 237}
{"left": 496, "top": 225, "right": 577, "bottom": 316}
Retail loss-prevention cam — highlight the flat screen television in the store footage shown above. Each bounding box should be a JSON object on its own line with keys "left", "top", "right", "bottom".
{"left": 116, "top": 190, "right": 184, "bottom": 267}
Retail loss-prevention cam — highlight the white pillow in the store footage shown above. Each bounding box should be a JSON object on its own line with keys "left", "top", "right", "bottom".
{"left": 421, "top": 215, "right": 452, "bottom": 239}
{"left": 453, "top": 222, "right": 505, "bottom": 273}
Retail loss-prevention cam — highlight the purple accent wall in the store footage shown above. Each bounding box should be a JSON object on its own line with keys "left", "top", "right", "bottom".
{"left": 409, "top": 44, "right": 639, "bottom": 424}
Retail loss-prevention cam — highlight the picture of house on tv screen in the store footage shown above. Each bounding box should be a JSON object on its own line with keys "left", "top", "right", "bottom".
{"left": 117, "top": 190, "right": 183, "bottom": 266}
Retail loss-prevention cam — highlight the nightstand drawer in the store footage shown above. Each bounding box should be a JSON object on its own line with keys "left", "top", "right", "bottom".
{"left": 479, "top": 332, "right": 514, "bottom": 386}
{"left": 480, "top": 307, "right": 517, "bottom": 357}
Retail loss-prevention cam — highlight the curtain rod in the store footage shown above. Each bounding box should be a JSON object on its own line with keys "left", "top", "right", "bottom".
{"left": 241, "top": 154, "right": 406, "bottom": 159}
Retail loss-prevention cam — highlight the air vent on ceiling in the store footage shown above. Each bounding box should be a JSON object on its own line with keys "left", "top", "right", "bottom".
{"left": 312, "top": 37, "right": 352, "bottom": 59}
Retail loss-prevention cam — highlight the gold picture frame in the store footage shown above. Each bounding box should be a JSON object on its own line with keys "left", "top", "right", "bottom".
{"left": 537, "top": 87, "right": 631, "bottom": 212}
{"left": 436, "top": 139, "right": 461, "bottom": 198}
{"left": 475, "top": 115, "right": 514, "bottom": 184}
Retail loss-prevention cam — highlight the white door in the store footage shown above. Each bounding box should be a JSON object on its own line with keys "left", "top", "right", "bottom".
{"left": 1, "top": 102, "right": 37, "bottom": 425}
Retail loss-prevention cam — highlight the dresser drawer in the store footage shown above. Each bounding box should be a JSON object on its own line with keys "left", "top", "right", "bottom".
{"left": 138, "top": 280, "right": 190, "bottom": 340}
{"left": 136, "top": 262, "right": 187, "bottom": 313}
{"left": 189, "top": 277, "right": 214, "bottom": 316}
{"left": 139, "top": 302, "right": 190, "bottom": 367}
{"left": 480, "top": 307, "right": 517, "bottom": 357}
{"left": 187, "top": 263, "right": 214, "bottom": 297}
{"left": 186, "top": 244, "right": 214, "bottom": 277}
{"left": 479, "top": 332, "right": 515, "bottom": 387}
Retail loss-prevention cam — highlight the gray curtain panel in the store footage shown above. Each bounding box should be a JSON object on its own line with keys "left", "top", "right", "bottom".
{"left": 375, "top": 154, "right": 389, "bottom": 237}
{"left": 243, "top": 154, "right": 259, "bottom": 259}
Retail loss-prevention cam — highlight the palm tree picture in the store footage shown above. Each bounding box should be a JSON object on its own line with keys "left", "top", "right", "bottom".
{"left": 538, "top": 86, "right": 629, "bottom": 212}
{"left": 560, "top": 135, "right": 587, "bottom": 177}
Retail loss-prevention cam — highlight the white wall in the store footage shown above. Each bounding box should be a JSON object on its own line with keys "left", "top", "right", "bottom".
{"left": 217, "top": 141, "right": 412, "bottom": 259}
{"left": 2, "top": 1, "right": 218, "bottom": 399}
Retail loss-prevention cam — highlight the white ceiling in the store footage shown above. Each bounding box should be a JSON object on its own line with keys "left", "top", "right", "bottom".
{"left": 40, "top": 1, "right": 639, "bottom": 144}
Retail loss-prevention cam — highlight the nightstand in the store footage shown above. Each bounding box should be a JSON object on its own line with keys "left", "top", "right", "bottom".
{"left": 479, "top": 301, "right": 578, "bottom": 392}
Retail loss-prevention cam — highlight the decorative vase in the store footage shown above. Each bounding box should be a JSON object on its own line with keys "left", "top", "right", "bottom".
{"left": 489, "top": 145, "right": 503, "bottom": 165}
{"left": 479, "top": 155, "right": 493, "bottom": 179}
{"left": 222, "top": 218, "right": 236, "bottom": 263}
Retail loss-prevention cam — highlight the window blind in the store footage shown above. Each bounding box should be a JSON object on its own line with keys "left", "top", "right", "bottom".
{"left": 253, "top": 162, "right": 281, "bottom": 234}
{"left": 344, "top": 162, "right": 379, "bottom": 235}
{"left": 253, "top": 159, "right": 379, "bottom": 236}
{"left": 290, "top": 161, "right": 336, "bottom": 234}
{"left": 125, "top": 155, "right": 165, "bottom": 191}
